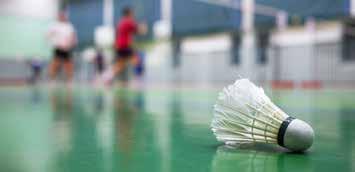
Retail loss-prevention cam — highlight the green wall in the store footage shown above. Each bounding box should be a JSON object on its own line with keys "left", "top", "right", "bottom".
{"left": 0, "top": 15, "right": 54, "bottom": 59}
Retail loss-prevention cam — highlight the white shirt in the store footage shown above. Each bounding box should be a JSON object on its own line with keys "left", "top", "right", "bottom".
{"left": 48, "top": 21, "right": 77, "bottom": 50}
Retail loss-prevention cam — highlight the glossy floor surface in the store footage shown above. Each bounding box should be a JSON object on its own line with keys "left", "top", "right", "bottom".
{"left": 0, "top": 84, "right": 355, "bottom": 172}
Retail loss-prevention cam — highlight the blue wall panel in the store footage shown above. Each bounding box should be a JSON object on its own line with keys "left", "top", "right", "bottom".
{"left": 173, "top": 0, "right": 241, "bottom": 36}
{"left": 68, "top": 0, "right": 350, "bottom": 41}
{"left": 256, "top": 0, "right": 349, "bottom": 20}
{"left": 68, "top": 0, "right": 103, "bottom": 48}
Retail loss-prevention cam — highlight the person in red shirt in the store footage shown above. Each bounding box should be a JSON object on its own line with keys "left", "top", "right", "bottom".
{"left": 104, "top": 7, "right": 146, "bottom": 84}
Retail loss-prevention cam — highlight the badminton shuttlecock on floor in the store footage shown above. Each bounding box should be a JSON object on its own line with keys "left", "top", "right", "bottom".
{"left": 211, "top": 79, "right": 314, "bottom": 152}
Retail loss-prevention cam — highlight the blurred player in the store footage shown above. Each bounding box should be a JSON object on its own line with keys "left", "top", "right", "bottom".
{"left": 47, "top": 11, "right": 77, "bottom": 82}
{"left": 95, "top": 48, "right": 105, "bottom": 75}
{"left": 134, "top": 51, "right": 145, "bottom": 78}
{"left": 27, "top": 57, "right": 43, "bottom": 84}
{"left": 102, "top": 7, "right": 147, "bottom": 85}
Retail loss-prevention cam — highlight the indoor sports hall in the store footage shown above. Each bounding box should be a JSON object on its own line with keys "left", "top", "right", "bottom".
{"left": 0, "top": 0, "right": 355, "bottom": 172}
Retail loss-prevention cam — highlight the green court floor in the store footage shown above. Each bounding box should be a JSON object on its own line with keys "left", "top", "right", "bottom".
{"left": 0, "top": 85, "right": 354, "bottom": 172}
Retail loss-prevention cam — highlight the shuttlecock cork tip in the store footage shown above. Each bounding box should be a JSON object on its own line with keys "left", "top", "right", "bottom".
{"left": 278, "top": 118, "right": 314, "bottom": 152}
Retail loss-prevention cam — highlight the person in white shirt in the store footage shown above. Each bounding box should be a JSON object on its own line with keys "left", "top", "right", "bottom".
{"left": 47, "top": 12, "right": 77, "bottom": 82}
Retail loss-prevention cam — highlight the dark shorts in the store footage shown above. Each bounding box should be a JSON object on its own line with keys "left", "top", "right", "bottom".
{"left": 116, "top": 47, "right": 134, "bottom": 60}
{"left": 54, "top": 48, "right": 72, "bottom": 61}
{"left": 96, "top": 55, "right": 105, "bottom": 73}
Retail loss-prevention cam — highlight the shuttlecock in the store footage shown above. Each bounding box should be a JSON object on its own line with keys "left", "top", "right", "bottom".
{"left": 211, "top": 79, "right": 314, "bottom": 152}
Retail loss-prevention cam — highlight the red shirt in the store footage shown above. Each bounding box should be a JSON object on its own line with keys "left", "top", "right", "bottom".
{"left": 115, "top": 16, "right": 137, "bottom": 49}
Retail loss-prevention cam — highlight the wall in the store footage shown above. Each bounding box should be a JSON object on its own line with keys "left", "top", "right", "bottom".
{"left": 270, "top": 22, "right": 355, "bottom": 83}
{"left": 68, "top": 0, "right": 103, "bottom": 48}
{"left": 67, "top": 0, "right": 160, "bottom": 48}
{"left": 0, "top": 0, "right": 58, "bottom": 59}
{"left": 172, "top": 0, "right": 240, "bottom": 36}
{"left": 256, "top": 0, "right": 349, "bottom": 19}
{"left": 145, "top": 21, "right": 355, "bottom": 85}
{"left": 145, "top": 33, "right": 270, "bottom": 84}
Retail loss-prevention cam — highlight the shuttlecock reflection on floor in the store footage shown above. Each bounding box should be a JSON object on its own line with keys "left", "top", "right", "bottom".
{"left": 212, "top": 145, "right": 313, "bottom": 172}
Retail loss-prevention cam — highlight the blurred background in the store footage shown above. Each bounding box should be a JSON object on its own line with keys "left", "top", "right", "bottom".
{"left": 0, "top": 0, "right": 354, "bottom": 87}
{"left": 1, "top": 1, "right": 355, "bottom": 172}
